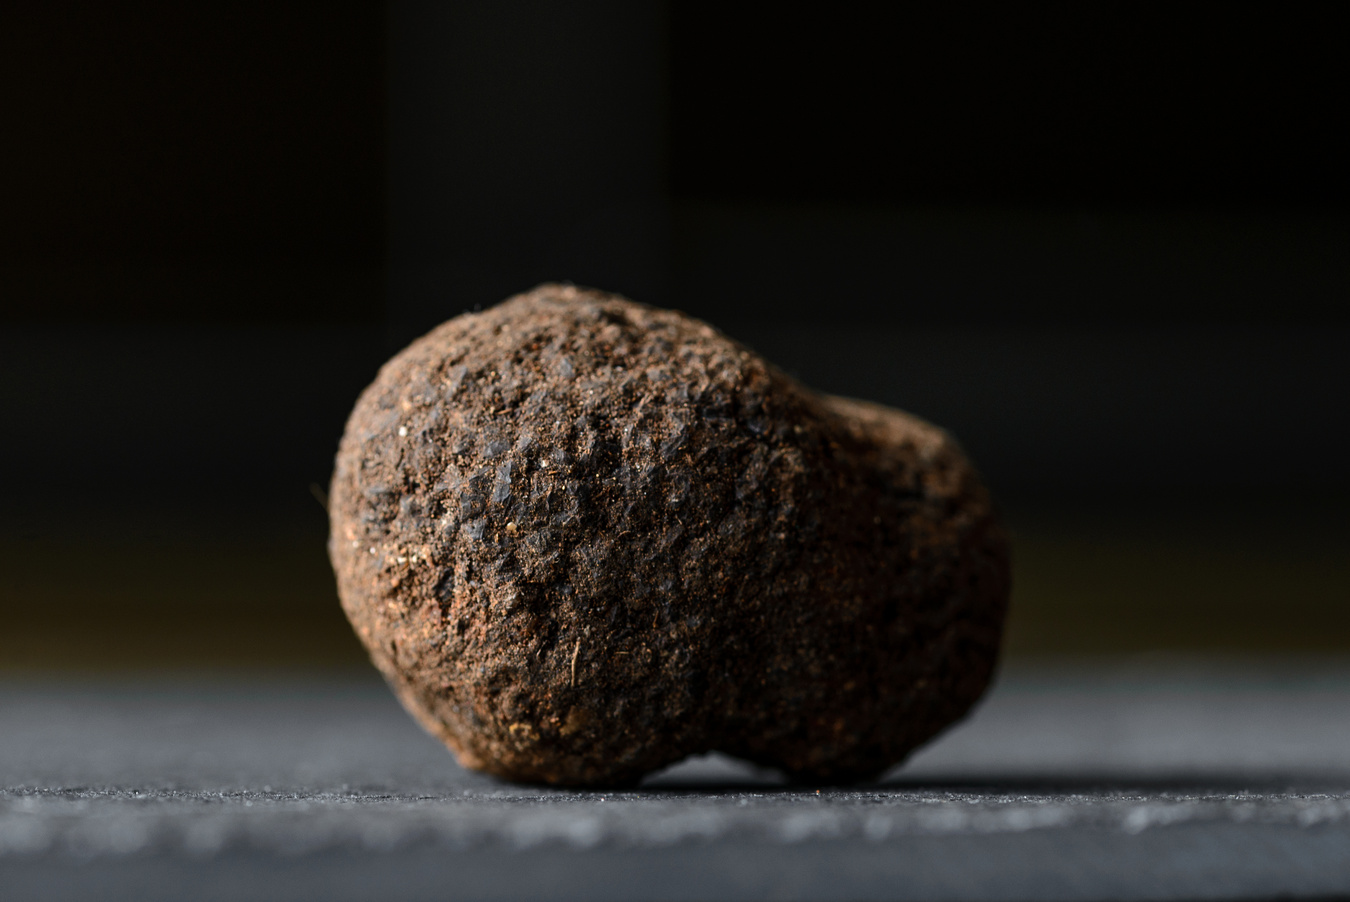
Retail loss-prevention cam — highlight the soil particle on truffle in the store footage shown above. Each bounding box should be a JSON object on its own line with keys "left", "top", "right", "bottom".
{"left": 328, "top": 284, "right": 1010, "bottom": 787}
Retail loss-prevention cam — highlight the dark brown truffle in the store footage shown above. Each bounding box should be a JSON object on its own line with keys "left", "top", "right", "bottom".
{"left": 328, "top": 284, "right": 1010, "bottom": 786}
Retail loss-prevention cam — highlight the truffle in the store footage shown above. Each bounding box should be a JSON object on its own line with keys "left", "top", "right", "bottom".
{"left": 328, "top": 284, "right": 1010, "bottom": 786}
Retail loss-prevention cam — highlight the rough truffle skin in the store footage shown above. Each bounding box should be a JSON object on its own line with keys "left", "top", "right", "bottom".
{"left": 329, "top": 284, "right": 1010, "bottom": 787}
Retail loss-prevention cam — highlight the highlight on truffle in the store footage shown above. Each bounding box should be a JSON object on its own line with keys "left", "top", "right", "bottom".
{"left": 328, "top": 284, "right": 1010, "bottom": 786}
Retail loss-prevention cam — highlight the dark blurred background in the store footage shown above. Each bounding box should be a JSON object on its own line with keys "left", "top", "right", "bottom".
{"left": 2, "top": 2, "right": 1347, "bottom": 670}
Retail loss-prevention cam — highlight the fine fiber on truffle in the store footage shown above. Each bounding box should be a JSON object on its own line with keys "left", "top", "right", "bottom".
{"left": 329, "top": 284, "right": 1010, "bottom": 786}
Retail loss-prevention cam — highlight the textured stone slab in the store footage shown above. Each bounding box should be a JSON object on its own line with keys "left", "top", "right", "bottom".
{"left": 4, "top": 661, "right": 1350, "bottom": 901}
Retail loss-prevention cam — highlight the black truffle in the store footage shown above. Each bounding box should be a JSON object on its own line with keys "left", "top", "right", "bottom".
{"left": 329, "top": 284, "right": 1010, "bottom": 786}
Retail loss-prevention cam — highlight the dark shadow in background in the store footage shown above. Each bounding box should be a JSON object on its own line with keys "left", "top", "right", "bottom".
{"left": 2, "top": 2, "right": 1347, "bottom": 668}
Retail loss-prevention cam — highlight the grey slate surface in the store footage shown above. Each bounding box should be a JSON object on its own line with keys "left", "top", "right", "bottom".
{"left": 4, "top": 660, "right": 1350, "bottom": 901}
